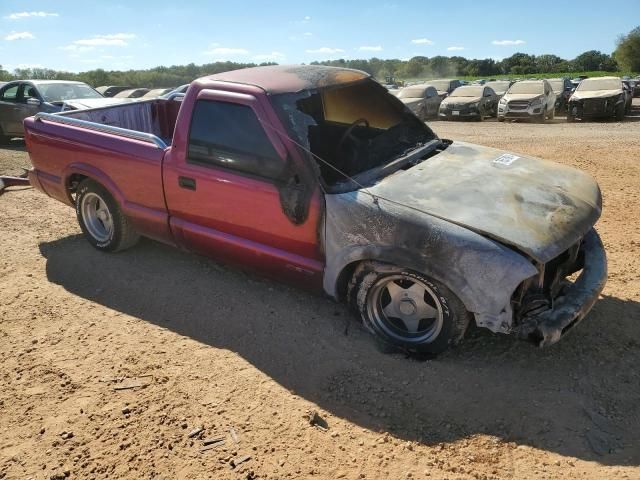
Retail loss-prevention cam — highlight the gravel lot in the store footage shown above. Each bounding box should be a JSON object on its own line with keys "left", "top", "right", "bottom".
{"left": 1, "top": 101, "right": 639, "bottom": 480}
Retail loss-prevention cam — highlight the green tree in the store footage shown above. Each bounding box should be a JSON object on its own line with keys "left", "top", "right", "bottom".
{"left": 614, "top": 26, "right": 640, "bottom": 72}
{"left": 572, "top": 50, "right": 617, "bottom": 71}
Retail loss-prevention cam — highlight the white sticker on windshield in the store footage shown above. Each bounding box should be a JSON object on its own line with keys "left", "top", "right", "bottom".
{"left": 493, "top": 154, "right": 520, "bottom": 166}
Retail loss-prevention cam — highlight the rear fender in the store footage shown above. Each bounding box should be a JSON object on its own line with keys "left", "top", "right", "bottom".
{"left": 62, "top": 163, "right": 126, "bottom": 208}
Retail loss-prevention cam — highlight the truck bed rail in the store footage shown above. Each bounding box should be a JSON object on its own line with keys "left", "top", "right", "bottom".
{"left": 34, "top": 112, "right": 168, "bottom": 149}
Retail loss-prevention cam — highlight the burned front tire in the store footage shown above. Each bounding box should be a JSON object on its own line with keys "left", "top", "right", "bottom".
{"left": 349, "top": 262, "right": 471, "bottom": 355}
{"left": 75, "top": 179, "right": 139, "bottom": 252}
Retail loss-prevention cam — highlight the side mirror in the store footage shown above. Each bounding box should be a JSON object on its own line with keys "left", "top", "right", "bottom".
{"left": 26, "top": 97, "right": 41, "bottom": 106}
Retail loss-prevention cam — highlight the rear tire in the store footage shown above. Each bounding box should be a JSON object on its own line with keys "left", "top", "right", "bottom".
{"left": 566, "top": 113, "right": 575, "bottom": 123}
{"left": 348, "top": 261, "right": 471, "bottom": 355}
{"left": 75, "top": 179, "right": 139, "bottom": 252}
{"left": 498, "top": 116, "right": 505, "bottom": 122}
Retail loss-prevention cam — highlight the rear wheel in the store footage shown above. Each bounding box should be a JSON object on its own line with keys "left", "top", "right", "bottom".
{"left": 75, "top": 179, "right": 139, "bottom": 252}
{"left": 549, "top": 108, "right": 555, "bottom": 120}
{"left": 566, "top": 113, "right": 575, "bottom": 123}
{"left": 349, "top": 261, "right": 471, "bottom": 355}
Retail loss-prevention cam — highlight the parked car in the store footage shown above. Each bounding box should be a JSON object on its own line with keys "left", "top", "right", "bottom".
{"left": 160, "top": 84, "right": 190, "bottom": 99}
{"left": 0, "top": 80, "right": 103, "bottom": 141}
{"left": 114, "top": 88, "right": 150, "bottom": 98}
{"left": 24, "top": 65, "right": 606, "bottom": 354}
{"left": 396, "top": 84, "right": 442, "bottom": 120}
{"left": 423, "top": 79, "right": 463, "bottom": 98}
{"left": 547, "top": 78, "right": 573, "bottom": 111}
{"left": 142, "top": 88, "right": 175, "bottom": 98}
{"left": 95, "top": 86, "right": 134, "bottom": 97}
{"left": 567, "top": 77, "right": 629, "bottom": 122}
{"left": 438, "top": 85, "right": 498, "bottom": 120}
{"left": 60, "top": 97, "right": 137, "bottom": 111}
{"left": 484, "top": 80, "right": 512, "bottom": 98}
{"left": 498, "top": 80, "right": 556, "bottom": 122}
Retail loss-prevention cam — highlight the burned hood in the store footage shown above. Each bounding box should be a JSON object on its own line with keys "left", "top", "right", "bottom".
{"left": 365, "top": 142, "right": 602, "bottom": 263}
{"left": 570, "top": 89, "right": 622, "bottom": 100}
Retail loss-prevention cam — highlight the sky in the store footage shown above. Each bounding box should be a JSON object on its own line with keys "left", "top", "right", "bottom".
{"left": 0, "top": 0, "right": 638, "bottom": 73}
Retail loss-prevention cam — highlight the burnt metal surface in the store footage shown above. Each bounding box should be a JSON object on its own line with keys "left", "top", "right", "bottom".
{"left": 323, "top": 188, "right": 539, "bottom": 333}
{"left": 515, "top": 229, "right": 607, "bottom": 346}
{"left": 362, "top": 141, "right": 602, "bottom": 263}
{"left": 206, "top": 65, "right": 370, "bottom": 94}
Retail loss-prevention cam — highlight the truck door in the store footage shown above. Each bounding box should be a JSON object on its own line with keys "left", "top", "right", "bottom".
{"left": 162, "top": 89, "right": 324, "bottom": 289}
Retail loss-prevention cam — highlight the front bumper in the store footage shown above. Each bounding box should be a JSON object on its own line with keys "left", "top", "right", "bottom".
{"left": 438, "top": 107, "right": 480, "bottom": 119}
{"left": 516, "top": 229, "right": 607, "bottom": 347}
{"left": 568, "top": 97, "right": 618, "bottom": 119}
{"left": 498, "top": 102, "right": 544, "bottom": 118}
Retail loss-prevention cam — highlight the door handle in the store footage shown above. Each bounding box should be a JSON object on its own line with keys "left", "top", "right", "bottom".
{"left": 178, "top": 176, "right": 196, "bottom": 190}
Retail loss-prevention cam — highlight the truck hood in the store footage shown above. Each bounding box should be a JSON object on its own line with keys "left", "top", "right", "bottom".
{"left": 366, "top": 141, "right": 602, "bottom": 263}
{"left": 570, "top": 89, "right": 622, "bottom": 100}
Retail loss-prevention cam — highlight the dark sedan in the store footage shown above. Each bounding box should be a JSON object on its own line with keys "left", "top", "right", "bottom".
{"left": 438, "top": 85, "right": 499, "bottom": 120}
{"left": 547, "top": 78, "right": 573, "bottom": 111}
{"left": 0, "top": 80, "right": 102, "bottom": 141}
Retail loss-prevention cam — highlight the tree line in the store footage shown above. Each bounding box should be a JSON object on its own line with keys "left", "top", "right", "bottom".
{"left": 1, "top": 27, "right": 638, "bottom": 88}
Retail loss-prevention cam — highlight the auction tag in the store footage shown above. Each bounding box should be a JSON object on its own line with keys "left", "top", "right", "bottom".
{"left": 493, "top": 153, "right": 519, "bottom": 166}
{"left": 452, "top": 111, "right": 460, "bottom": 116}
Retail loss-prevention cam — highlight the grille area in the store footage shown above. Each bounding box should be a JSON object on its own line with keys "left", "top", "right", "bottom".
{"left": 508, "top": 100, "right": 529, "bottom": 110}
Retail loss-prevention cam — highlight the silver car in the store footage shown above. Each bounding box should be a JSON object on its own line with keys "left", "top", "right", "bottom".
{"left": 0, "top": 80, "right": 103, "bottom": 141}
{"left": 498, "top": 80, "right": 556, "bottom": 123}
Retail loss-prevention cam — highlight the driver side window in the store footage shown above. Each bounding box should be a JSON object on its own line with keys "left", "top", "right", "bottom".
{"left": 0, "top": 84, "right": 19, "bottom": 103}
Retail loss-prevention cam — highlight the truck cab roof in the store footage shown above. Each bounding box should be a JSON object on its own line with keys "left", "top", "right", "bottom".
{"left": 204, "top": 65, "right": 370, "bottom": 94}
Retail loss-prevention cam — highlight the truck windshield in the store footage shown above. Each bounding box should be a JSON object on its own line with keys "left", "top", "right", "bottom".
{"left": 271, "top": 78, "right": 438, "bottom": 189}
{"left": 38, "top": 83, "right": 103, "bottom": 103}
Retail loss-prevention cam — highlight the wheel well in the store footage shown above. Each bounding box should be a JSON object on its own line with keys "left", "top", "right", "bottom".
{"left": 66, "top": 174, "right": 88, "bottom": 200}
{"left": 335, "top": 260, "right": 361, "bottom": 302}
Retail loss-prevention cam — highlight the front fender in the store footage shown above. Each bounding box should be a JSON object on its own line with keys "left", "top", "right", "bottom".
{"left": 323, "top": 192, "right": 538, "bottom": 333}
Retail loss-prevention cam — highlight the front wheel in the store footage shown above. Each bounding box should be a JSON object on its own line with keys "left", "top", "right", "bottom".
{"left": 615, "top": 103, "right": 625, "bottom": 121}
{"left": 349, "top": 262, "right": 471, "bottom": 355}
{"left": 75, "top": 179, "right": 139, "bottom": 252}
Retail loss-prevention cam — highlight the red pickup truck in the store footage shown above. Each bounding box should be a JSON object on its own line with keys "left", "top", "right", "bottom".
{"left": 24, "top": 65, "right": 607, "bottom": 354}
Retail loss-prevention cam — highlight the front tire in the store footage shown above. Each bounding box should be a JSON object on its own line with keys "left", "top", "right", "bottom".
{"left": 75, "top": 179, "right": 139, "bottom": 252}
{"left": 349, "top": 262, "right": 471, "bottom": 355}
{"left": 615, "top": 103, "right": 624, "bottom": 121}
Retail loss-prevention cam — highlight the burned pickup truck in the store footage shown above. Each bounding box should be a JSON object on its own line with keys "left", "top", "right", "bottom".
{"left": 24, "top": 65, "right": 606, "bottom": 354}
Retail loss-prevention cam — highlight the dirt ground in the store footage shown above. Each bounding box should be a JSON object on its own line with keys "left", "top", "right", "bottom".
{"left": 1, "top": 103, "right": 639, "bottom": 480}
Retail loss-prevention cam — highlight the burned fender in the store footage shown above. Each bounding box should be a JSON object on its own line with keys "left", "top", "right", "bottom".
{"left": 323, "top": 191, "right": 538, "bottom": 333}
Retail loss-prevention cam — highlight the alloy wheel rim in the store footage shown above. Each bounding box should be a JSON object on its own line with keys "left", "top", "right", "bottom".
{"left": 81, "top": 192, "right": 113, "bottom": 242}
{"left": 367, "top": 275, "right": 444, "bottom": 344}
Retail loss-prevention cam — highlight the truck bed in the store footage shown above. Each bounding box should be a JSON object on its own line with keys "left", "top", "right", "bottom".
{"left": 24, "top": 97, "right": 183, "bottom": 246}
{"left": 60, "top": 97, "right": 182, "bottom": 146}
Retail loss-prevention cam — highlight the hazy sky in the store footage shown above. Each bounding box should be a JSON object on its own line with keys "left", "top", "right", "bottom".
{"left": 1, "top": 0, "right": 638, "bottom": 72}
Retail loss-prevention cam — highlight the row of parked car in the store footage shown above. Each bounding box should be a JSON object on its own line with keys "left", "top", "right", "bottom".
{"left": 0, "top": 80, "right": 188, "bottom": 142}
{"left": 391, "top": 75, "right": 637, "bottom": 123}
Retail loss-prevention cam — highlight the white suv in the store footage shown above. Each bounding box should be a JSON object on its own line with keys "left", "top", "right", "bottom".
{"left": 498, "top": 80, "right": 556, "bottom": 122}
